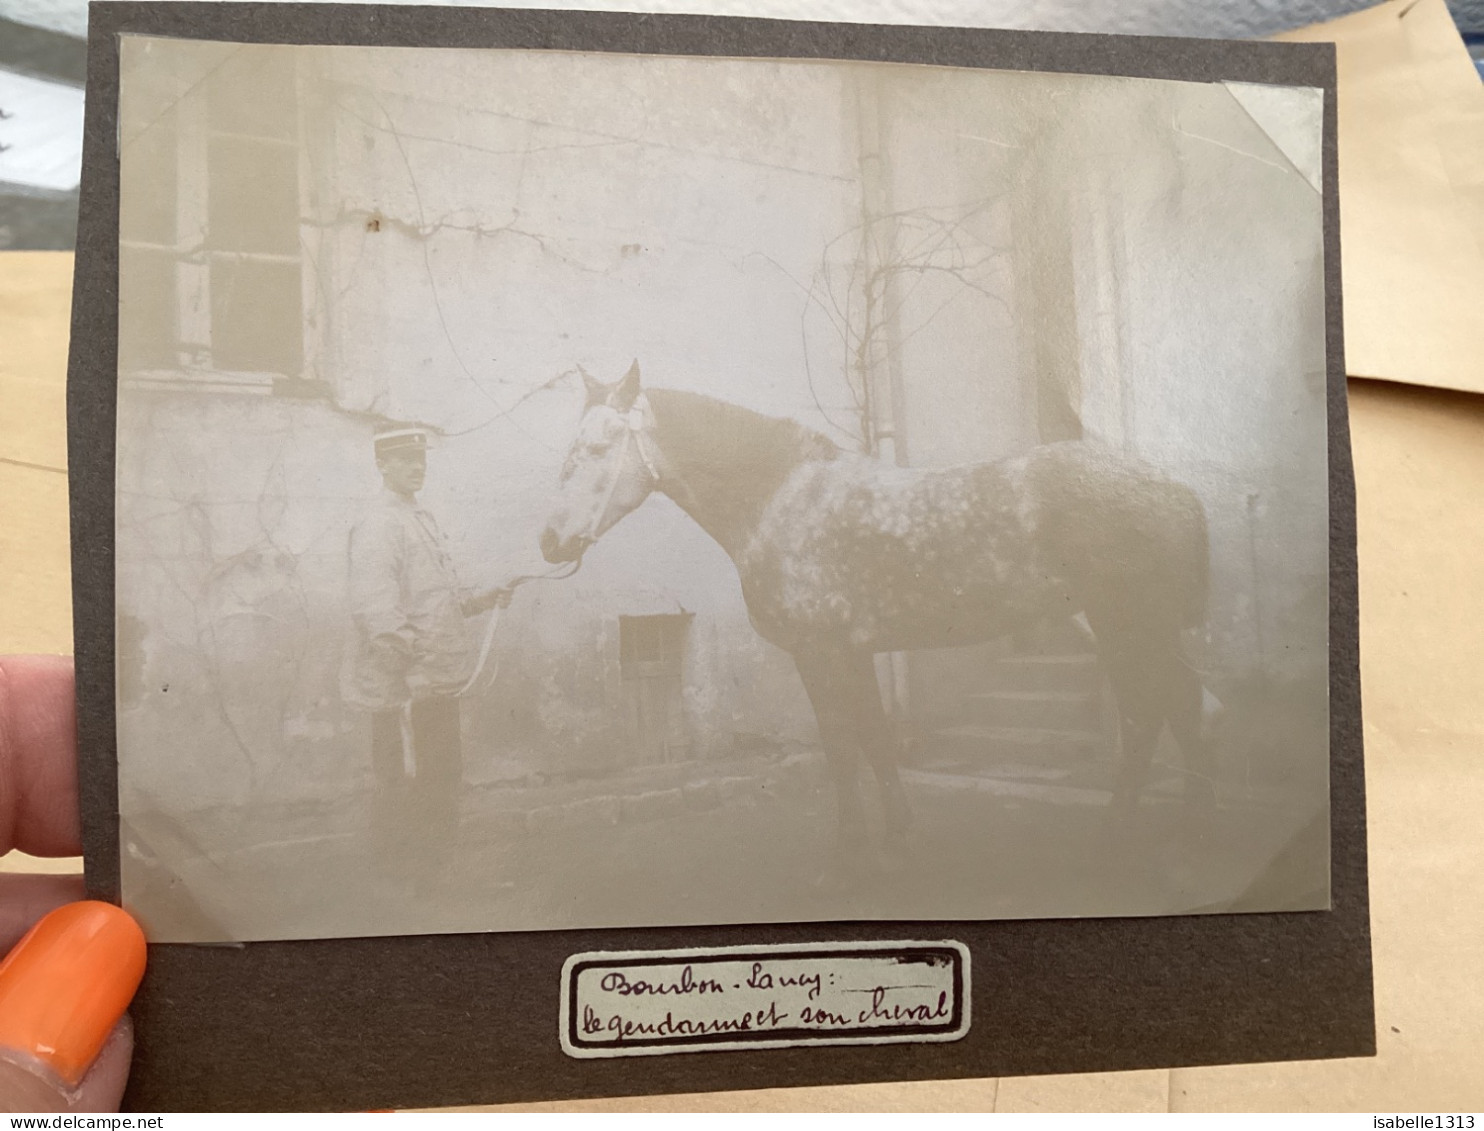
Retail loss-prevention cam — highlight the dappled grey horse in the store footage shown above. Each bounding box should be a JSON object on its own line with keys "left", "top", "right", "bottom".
{"left": 540, "top": 362, "right": 1212, "bottom": 873}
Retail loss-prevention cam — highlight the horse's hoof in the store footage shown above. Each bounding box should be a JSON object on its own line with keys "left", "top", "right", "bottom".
{"left": 1100, "top": 793, "right": 1141, "bottom": 845}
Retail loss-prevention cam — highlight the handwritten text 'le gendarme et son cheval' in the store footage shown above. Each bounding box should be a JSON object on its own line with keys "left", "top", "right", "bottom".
{"left": 583, "top": 960, "right": 953, "bottom": 1043}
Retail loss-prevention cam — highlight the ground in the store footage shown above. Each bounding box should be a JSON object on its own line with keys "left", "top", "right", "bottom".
{"left": 122, "top": 742, "right": 1326, "bottom": 943}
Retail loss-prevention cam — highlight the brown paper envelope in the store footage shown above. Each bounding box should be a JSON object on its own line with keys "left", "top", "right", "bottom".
{"left": 1169, "top": 382, "right": 1484, "bottom": 1111}
{"left": 0, "top": 250, "right": 73, "bottom": 656}
{"left": 1277, "top": 0, "right": 1484, "bottom": 395}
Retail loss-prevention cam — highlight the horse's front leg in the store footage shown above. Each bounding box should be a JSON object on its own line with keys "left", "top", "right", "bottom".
{"left": 823, "top": 721, "right": 872, "bottom": 871}
{"left": 796, "top": 652, "right": 872, "bottom": 887}
{"left": 846, "top": 652, "right": 912, "bottom": 844}
{"left": 1165, "top": 661, "right": 1218, "bottom": 826}
{"left": 1084, "top": 612, "right": 1161, "bottom": 825}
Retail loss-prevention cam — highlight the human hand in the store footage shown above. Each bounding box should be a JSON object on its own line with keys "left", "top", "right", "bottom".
{"left": 0, "top": 656, "right": 146, "bottom": 1112}
{"left": 469, "top": 586, "right": 513, "bottom": 615}
{"left": 371, "top": 632, "right": 414, "bottom": 663}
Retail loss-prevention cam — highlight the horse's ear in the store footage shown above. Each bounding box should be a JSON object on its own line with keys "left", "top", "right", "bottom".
{"left": 579, "top": 365, "right": 607, "bottom": 408}
{"left": 612, "top": 360, "right": 642, "bottom": 411}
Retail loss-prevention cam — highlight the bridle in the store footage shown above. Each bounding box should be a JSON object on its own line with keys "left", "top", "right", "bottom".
{"left": 580, "top": 399, "right": 664, "bottom": 548}
{"left": 452, "top": 402, "right": 662, "bottom": 704}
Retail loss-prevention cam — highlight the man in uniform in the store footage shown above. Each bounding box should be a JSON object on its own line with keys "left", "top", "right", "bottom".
{"left": 343, "top": 423, "right": 509, "bottom": 889}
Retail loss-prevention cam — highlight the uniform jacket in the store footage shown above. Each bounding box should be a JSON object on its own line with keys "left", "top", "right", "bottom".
{"left": 343, "top": 488, "right": 475, "bottom": 710}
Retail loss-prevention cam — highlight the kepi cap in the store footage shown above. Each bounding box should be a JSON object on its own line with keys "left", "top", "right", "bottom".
{"left": 373, "top": 423, "right": 430, "bottom": 456}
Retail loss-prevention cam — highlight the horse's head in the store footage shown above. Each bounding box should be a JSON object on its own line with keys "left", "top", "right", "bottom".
{"left": 540, "top": 361, "right": 661, "bottom": 564}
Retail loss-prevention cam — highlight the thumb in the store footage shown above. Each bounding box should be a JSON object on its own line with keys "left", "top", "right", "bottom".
{"left": 0, "top": 902, "right": 145, "bottom": 1113}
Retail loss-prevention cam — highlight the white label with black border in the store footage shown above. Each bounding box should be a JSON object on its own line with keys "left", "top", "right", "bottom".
{"left": 560, "top": 939, "right": 970, "bottom": 1058}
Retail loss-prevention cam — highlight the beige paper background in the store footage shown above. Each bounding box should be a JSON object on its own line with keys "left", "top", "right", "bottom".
{"left": 1277, "top": 0, "right": 1484, "bottom": 395}
{"left": 4, "top": 237, "right": 1481, "bottom": 1106}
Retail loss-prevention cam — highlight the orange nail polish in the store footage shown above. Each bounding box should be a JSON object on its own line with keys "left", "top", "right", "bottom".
{"left": 0, "top": 901, "right": 147, "bottom": 1087}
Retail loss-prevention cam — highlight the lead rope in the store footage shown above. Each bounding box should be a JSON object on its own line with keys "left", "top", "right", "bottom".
{"left": 456, "top": 557, "right": 584, "bottom": 699}
{"left": 401, "top": 557, "right": 581, "bottom": 778}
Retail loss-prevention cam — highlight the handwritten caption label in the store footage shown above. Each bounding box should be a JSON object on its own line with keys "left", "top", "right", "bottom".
{"left": 560, "top": 940, "right": 969, "bottom": 1058}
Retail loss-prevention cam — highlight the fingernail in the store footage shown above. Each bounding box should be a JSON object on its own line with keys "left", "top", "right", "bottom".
{"left": 0, "top": 901, "right": 146, "bottom": 1087}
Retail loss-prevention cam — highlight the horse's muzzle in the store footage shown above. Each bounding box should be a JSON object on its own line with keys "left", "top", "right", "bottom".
{"left": 540, "top": 526, "right": 585, "bottom": 564}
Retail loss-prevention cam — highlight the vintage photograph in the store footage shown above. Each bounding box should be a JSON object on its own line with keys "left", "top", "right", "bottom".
{"left": 114, "top": 37, "right": 1330, "bottom": 943}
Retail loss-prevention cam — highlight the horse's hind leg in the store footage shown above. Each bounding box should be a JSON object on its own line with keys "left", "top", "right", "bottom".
{"left": 1110, "top": 709, "right": 1160, "bottom": 820}
{"left": 1104, "top": 631, "right": 1213, "bottom": 827}
{"left": 844, "top": 651, "right": 911, "bottom": 842}
{"left": 1083, "top": 610, "right": 1161, "bottom": 820}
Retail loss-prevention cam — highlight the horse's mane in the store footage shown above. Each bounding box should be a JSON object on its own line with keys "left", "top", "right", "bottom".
{"left": 644, "top": 388, "right": 838, "bottom": 521}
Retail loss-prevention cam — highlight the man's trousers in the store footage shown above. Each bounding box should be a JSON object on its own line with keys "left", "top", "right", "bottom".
{"left": 369, "top": 695, "right": 463, "bottom": 884}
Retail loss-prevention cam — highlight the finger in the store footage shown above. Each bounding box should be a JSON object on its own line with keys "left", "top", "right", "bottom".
{"left": 71, "top": 1017, "right": 135, "bottom": 1113}
{"left": 0, "top": 656, "right": 81, "bottom": 857}
{"left": 0, "top": 1020, "right": 132, "bottom": 1114}
{"left": 0, "top": 873, "right": 86, "bottom": 953}
{"left": 0, "top": 903, "right": 145, "bottom": 1112}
